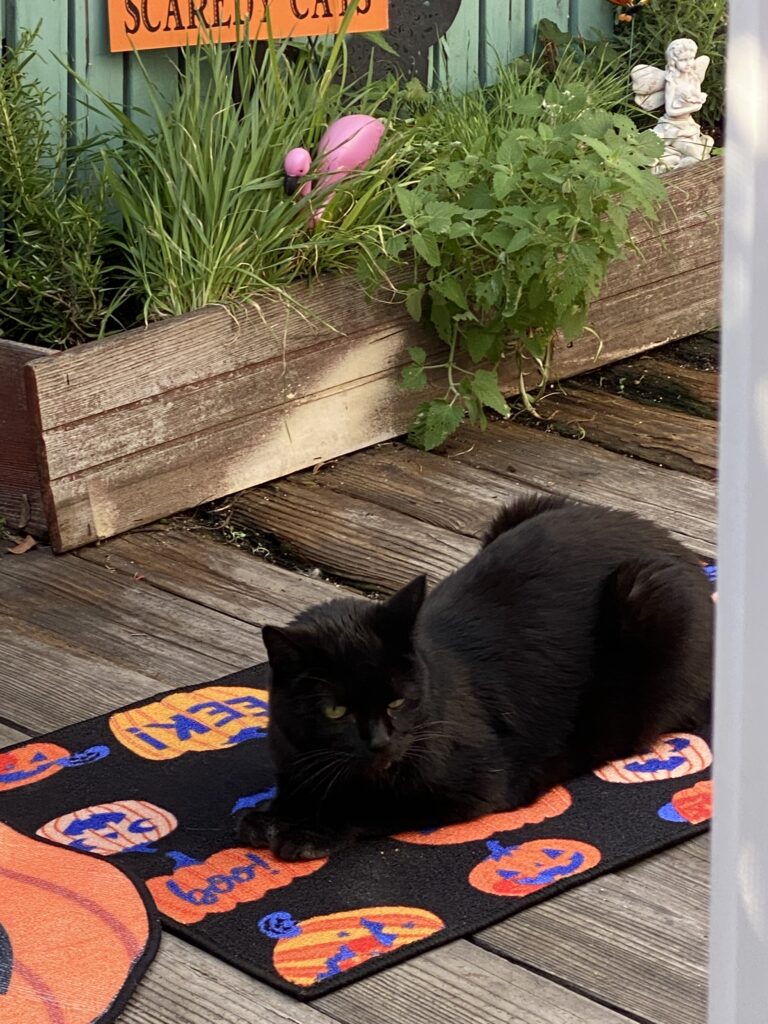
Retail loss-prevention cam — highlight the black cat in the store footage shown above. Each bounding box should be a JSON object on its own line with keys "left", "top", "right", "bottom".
{"left": 237, "top": 494, "right": 713, "bottom": 861}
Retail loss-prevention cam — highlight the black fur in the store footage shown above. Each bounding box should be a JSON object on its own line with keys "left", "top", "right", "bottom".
{"left": 238, "top": 497, "right": 712, "bottom": 860}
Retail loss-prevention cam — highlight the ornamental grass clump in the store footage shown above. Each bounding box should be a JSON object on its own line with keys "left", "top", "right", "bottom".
{"left": 97, "top": 17, "right": 414, "bottom": 322}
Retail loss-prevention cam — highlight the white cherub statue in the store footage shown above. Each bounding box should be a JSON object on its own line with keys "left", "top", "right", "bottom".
{"left": 631, "top": 37, "right": 714, "bottom": 175}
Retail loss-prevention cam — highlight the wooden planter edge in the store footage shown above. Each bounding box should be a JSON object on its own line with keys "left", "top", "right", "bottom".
{"left": 0, "top": 159, "right": 723, "bottom": 553}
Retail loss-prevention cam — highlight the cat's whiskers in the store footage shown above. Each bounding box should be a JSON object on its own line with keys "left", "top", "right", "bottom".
{"left": 318, "top": 758, "right": 355, "bottom": 805}
{"left": 289, "top": 750, "right": 357, "bottom": 799}
{"left": 292, "top": 748, "right": 350, "bottom": 768}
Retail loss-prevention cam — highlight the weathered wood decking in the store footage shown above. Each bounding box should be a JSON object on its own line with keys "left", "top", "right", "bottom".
{"left": 0, "top": 336, "right": 717, "bottom": 1024}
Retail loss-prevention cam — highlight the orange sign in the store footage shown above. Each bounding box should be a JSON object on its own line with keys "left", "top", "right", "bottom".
{"left": 108, "top": 1, "right": 389, "bottom": 53}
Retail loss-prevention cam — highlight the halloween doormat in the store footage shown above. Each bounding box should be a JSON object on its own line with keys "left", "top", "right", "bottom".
{"left": 0, "top": 670, "right": 713, "bottom": 1005}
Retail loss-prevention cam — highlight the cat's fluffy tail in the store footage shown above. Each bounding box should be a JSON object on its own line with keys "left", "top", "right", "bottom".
{"left": 481, "top": 494, "right": 572, "bottom": 547}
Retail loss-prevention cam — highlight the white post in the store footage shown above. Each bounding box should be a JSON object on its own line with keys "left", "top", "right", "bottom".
{"left": 708, "top": 4, "right": 768, "bottom": 1023}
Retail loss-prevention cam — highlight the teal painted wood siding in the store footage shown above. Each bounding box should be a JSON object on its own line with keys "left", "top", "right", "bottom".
{"left": 1, "top": 0, "right": 179, "bottom": 136}
{"left": 1, "top": 0, "right": 613, "bottom": 140}
{"left": 439, "top": 0, "right": 613, "bottom": 92}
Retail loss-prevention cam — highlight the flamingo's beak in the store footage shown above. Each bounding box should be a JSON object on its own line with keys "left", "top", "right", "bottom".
{"left": 284, "top": 174, "right": 301, "bottom": 196}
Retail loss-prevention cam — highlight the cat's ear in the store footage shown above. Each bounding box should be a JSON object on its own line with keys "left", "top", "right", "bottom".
{"left": 262, "top": 625, "right": 306, "bottom": 675}
{"left": 380, "top": 575, "right": 427, "bottom": 635}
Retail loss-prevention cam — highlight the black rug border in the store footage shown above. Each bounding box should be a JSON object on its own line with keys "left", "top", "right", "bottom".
{"left": 0, "top": 667, "right": 710, "bottom": 1002}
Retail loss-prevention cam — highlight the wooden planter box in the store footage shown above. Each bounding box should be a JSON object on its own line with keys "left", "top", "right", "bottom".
{"left": 0, "top": 160, "right": 722, "bottom": 554}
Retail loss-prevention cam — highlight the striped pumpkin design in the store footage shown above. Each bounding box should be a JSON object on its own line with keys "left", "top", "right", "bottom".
{"left": 109, "top": 685, "right": 270, "bottom": 761}
{"left": 594, "top": 733, "right": 712, "bottom": 783}
{"left": 267, "top": 906, "right": 445, "bottom": 987}
{"left": 36, "top": 800, "right": 177, "bottom": 855}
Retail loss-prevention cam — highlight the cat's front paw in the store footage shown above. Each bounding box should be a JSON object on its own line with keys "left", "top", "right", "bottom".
{"left": 236, "top": 808, "right": 276, "bottom": 849}
{"left": 269, "top": 824, "right": 341, "bottom": 862}
{"left": 237, "top": 809, "right": 349, "bottom": 860}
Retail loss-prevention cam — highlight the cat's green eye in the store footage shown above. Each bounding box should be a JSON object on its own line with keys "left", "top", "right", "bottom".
{"left": 323, "top": 704, "right": 348, "bottom": 720}
{"left": 388, "top": 698, "right": 406, "bottom": 711}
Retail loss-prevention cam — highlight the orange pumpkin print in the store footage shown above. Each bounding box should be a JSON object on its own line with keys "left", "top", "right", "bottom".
{"left": 36, "top": 799, "right": 178, "bottom": 855}
{"left": 259, "top": 906, "right": 445, "bottom": 987}
{"left": 0, "top": 742, "right": 71, "bottom": 792}
{"left": 658, "top": 779, "right": 713, "bottom": 825}
{"left": 0, "top": 823, "right": 155, "bottom": 1024}
{"left": 594, "top": 733, "right": 712, "bottom": 783}
{"left": 469, "top": 838, "right": 602, "bottom": 897}
{"left": 109, "top": 684, "right": 270, "bottom": 761}
{"left": 394, "top": 786, "right": 572, "bottom": 845}
{"left": 148, "top": 847, "right": 327, "bottom": 925}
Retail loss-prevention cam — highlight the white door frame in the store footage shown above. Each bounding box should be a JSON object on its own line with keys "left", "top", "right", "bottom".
{"left": 708, "top": 4, "right": 768, "bottom": 1022}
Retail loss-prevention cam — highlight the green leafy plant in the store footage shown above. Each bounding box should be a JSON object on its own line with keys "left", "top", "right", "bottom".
{"left": 0, "top": 30, "right": 110, "bottom": 347}
{"left": 614, "top": 0, "right": 727, "bottom": 137}
{"left": 389, "top": 51, "right": 666, "bottom": 450}
{"left": 90, "top": 12, "right": 414, "bottom": 322}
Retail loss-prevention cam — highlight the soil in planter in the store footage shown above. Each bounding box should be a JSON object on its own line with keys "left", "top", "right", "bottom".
{"left": 577, "top": 333, "right": 720, "bottom": 418}
{"left": 180, "top": 502, "right": 380, "bottom": 599}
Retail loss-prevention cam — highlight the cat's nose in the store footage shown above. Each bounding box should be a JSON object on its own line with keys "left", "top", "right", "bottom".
{"left": 368, "top": 720, "right": 391, "bottom": 752}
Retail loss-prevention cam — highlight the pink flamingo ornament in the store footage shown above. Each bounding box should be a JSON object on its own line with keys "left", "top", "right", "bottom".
{"left": 283, "top": 114, "right": 386, "bottom": 228}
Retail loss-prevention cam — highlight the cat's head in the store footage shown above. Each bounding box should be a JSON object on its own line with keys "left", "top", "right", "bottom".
{"left": 262, "top": 576, "right": 428, "bottom": 778}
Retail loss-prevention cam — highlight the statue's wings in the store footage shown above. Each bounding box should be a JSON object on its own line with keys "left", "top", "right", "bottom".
{"left": 695, "top": 54, "right": 711, "bottom": 85}
{"left": 630, "top": 63, "right": 666, "bottom": 111}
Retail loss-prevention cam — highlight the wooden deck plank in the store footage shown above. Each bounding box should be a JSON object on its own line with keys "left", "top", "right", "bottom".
{"left": 531, "top": 386, "right": 718, "bottom": 479}
{"left": 0, "top": 615, "right": 179, "bottom": 733}
{"left": 230, "top": 418, "right": 716, "bottom": 594}
{"left": 121, "top": 933, "right": 334, "bottom": 1024}
{"left": 0, "top": 722, "right": 26, "bottom": 746}
{"left": 74, "top": 528, "right": 346, "bottom": 625}
{"left": 308, "top": 443, "right": 534, "bottom": 539}
{"left": 316, "top": 937, "right": 638, "bottom": 1024}
{"left": 0, "top": 548, "right": 262, "bottom": 681}
{"left": 475, "top": 836, "right": 710, "bottom": 1024}
{"left": 442, "top": 421, "right": 716, "bottom": 556}
{"left": 231, "top": 481, "right": 478, "bottom": 594}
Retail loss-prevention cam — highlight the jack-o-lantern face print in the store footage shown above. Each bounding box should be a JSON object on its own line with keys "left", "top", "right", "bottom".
{"left": 36, "top": 800, "right": 178, "bottom": 855}
{"left": 109, "top": 685, "right": 269, "bottom": 761}
{"left": 594, "top": 734, "right": 712, "bottom": 783}
{"left": 0, "top": 742, "right": 110, "bottom": 793}
{"left": 259, "top": 906, "right": 445, "bottom": 988}
{"left": 394, "top": 786, "right": 572, "bottom": 845}
{"left": 469, "top": 838, "right": 602, "bottom": 897}
{"left": 0, "top": 742, "right": 70, "bottom": 791}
